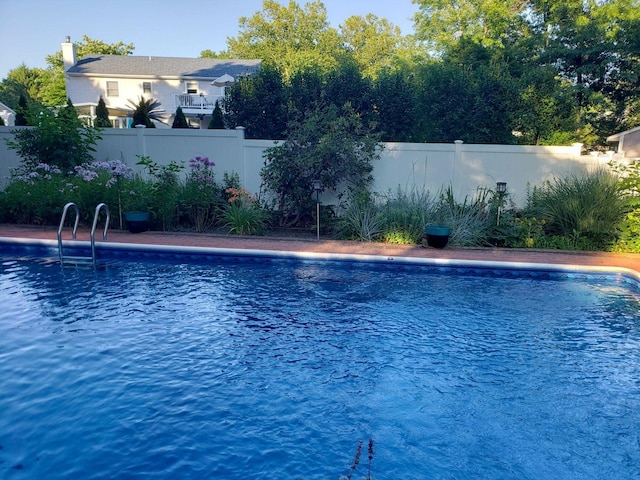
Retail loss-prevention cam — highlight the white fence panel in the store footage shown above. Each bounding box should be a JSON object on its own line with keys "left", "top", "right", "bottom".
{"left": 0, "top": 126, "right": 605, "bottom": 208}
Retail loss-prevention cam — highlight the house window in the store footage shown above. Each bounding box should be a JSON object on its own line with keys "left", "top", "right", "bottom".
{"left": 142, "top": 82, "right": 152, "bottom": 94}
{"left": 186, "top": 81, "right": 198, "bottom": 94}
{"left": 106, "top": 81, "right": 119, "bottom": 97}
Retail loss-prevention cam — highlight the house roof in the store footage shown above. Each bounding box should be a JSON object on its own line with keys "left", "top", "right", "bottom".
{"left": 607, "top": 125, "right": 640, "bottom": 143}
{"left": 66, "top": 55, "right": 261, "bottom": 79}
{"left": 0, "top": 101, "right": 15, "bottom": 115}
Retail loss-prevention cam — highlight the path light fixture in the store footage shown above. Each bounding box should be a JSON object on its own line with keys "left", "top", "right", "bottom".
{"left": 313, "top": 179, "right": 322, "bottom": 240}
{"left": 496, "top": 181, "right": 507, "bottom": 225}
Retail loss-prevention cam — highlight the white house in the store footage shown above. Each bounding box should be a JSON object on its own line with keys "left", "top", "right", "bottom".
{"left": 62, "top": 37, "right": 261, "bottom": 128}
{"left": 0, "top": 101, "right": 15, "bottom": 126}
{"left": 607, "top": 126, "right": 640, "bottom": 159}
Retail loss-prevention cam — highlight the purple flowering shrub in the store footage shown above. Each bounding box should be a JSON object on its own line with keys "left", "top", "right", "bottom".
{"left": 181, "top": 156, "right": 221, "bottom": 232}
{"left": 1, "top": 163, "right": 72, "bottom": 224}
{"left": 0, "top": 158, "right": 141, "bottom": 226}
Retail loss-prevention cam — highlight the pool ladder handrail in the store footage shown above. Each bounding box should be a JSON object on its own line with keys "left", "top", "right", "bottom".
{"left": 58, "top": 202, "right": 110, "bottom": 268}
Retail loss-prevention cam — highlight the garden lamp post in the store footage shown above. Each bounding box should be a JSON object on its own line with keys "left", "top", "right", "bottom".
{"left": 496, "top": 181, "right": 507, "bottom": 225}
{"left": 313, "top": 179, "right": 322, "bottom": 240}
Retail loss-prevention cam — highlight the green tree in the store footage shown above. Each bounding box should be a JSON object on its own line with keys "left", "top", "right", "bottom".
{"left": 172, "top": 106, "right": 189, "bottom": 128}
{"left": 324, "top": 61, "right": 373, "bottom": 116}
{"left": 528, "top": 0, "right": 640, "bottom": 144}
{"left": 339, "top": 14, "right": 412, "bottom": 79}
{"left": 413, "top": 0, "right": 528, "bottom": 53}
{"left": 225, "top": 0, "right": 343, "bottom": 78}
{"left": 286, "top": 69, "right": 325, "bottom": 118}
{"left": 261, "top": 102, "right": 381, "bottom": 226}
{"left": 415, "top": 60, "right": 517, "bottom": 143}
{"left": 371, "top": 71, "right": 419, "bottom": 142}
{"left": 94, "top": 96, "right": 111, "bottom": 128}
{"left": 15, "top": 94, "right": 29, "bottom": 126}
{"left": 224, "top": 65, "right": 288, "bottom": 138}
{"left": 128, "top": 96, "right": 164, "bottom": 128}
{"left": 513, "top": 68, "right": 578, "bottom": 145}
{"left": 413, "top": 0, "right": 640, "bottom": 148}
{"left": 5, "top": 101, "right": 101, "bottom": 171}
{"left": 0, "top": 64, "right": 45, "bottom": 109}
{"left": 208, "top": 100, "right": 225, "bottom": 129}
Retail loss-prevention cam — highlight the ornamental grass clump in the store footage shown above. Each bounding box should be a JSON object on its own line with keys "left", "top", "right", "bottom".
{"left": 337, "top": 196, "right": 384, "bottom": 241}
{"left": 379, "top": 187, "right": 436, "bottom": 244}
{"left": 222, "top": 187, "right": 269, "bottom": 235}
{"left": 434, "top": 186, "right": 494, "bottom": 246}
{"left": 532, "top": 168, "right": 626, "bottom": 250}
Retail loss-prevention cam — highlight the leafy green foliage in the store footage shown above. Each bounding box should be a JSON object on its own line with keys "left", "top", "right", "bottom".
{"left": 0, "top": 64, "right": 45, "bottom": 110}
{"left": 223, "top": 65, "right": 287, "bottom": 138}
{"left": 225, "top": 0, "right": 342, "bottom": 78}
{"left": 527, "top": 169, "right": 627, "bottom": 250}
{"left": 222, "top": 188, "right": 269, "bottom": 235}
{"left": 180, "top": 156, "right": 220, "bottom": 232}
{"left": 5, "top": 100, "right": 101, "bottom": 171}
{"left": 261, "top": 102, "right": 381, "bottom": 226}
{"left": 136, "top": 155, "right": 183, "bottom": 230}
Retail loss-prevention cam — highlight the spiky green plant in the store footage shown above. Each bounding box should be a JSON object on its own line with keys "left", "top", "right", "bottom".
{"left": 378, "top": 187, "right": 437, "bottom": 243}
{"left": 127, "top": 96, "right": 165, "bottom": 128}
{"left": 534, "top": 168, "right": 626, "bottom": 249}
{"left": 337, "top": 197, "right": 384, "bottom": 241}
{"left": 434, "top": 186, "right": 493, "bottom": 246}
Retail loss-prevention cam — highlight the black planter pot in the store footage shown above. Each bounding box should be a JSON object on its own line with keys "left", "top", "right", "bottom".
{"left": 124, "top": 211, "right": 150, "bottom": 233}
{"left": 425, "top": 225, "right": 450, "bottom": 249}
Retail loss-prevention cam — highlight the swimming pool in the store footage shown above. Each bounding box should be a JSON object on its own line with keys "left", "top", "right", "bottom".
{"left": 1, "top": 242, "right": 639, "bottom": 479}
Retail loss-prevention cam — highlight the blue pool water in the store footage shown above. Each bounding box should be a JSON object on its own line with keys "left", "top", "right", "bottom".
{"left": 1, "top": 252, "right": 639, "bottom": 479}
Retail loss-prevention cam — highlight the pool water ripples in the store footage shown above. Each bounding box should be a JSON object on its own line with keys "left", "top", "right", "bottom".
{"left": 1, "top": 257, "right": 639, "bottom": 479}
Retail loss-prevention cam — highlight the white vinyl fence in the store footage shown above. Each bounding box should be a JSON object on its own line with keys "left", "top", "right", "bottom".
{"left": 0, "top": 126, "right": 610, "bottom": 208}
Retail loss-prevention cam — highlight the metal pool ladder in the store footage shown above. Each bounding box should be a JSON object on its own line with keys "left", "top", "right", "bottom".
{"left": 58, "top": 202, "right": 110, "bottom": 268}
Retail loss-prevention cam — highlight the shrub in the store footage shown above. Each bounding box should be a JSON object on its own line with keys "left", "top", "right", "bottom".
{"left": 128, "top": 96, "right": 164, "bottom": 128}
{"left": 222, "top": 188, "right": 269, "bottom": 235}
{"left": 337, "top": 195, "right": 384, "bottom": 242}
{"left": 0, "top": 163, "right": 70, "bottom": 224}
{"left": 261, "top": 103, "right": 381, "bottom": 227}
{"left": 378, "top": 187, "right": 436, "bottom": 244}
{"left": 532, "top": 169, "right": 626, "bottom": 250}
{"left": 72, "top": 159, "right": 135, "bottom": 227}
{"left": 435, "top": 186, "right": 494, "bottom": 246}
{"left": 208, "top": 101, "right": 225, "bottom": 129}
{"left": 172, "top": 107, "right": 189, "bottom": 128}
{"left": 5, "top": 102, "right": 101, "bottom": 171}
{"left": 136, "top": 155, "right": 183, "bottom": 230}
{"left": 94, "top": 97, "right": 111, "bottom": 128}
{"left": 180, "top": 156, "right": 219, "bottom": 232}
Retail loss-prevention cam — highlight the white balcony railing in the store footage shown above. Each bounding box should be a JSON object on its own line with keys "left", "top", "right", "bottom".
{"left": 175, "top": 94, "right": 220, "bottom": 113}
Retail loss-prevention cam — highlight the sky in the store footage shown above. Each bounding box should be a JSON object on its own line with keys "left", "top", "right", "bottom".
{"left": 0, "top": 0, "right": 420, "bottom": 81}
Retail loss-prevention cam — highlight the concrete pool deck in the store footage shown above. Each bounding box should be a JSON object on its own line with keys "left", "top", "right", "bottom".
{"left": 1, "top": 223, "right": 640, "bottom": 274}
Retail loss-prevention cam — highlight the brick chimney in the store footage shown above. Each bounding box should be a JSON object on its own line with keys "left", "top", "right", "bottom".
{"left": 61, "top": 36, "right": 77, "bottom": 71}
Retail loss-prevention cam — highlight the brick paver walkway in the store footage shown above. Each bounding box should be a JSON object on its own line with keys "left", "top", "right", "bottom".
{"left": 1, "top": 224, "right": 640, "bottom": 274}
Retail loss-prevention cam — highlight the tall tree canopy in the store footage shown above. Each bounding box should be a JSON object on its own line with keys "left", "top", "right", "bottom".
{"left": 413, "top": 0, "right": 640, "bottom": 146}
{"left": 224, "top": 0, "right": 343, "bottom": 78}
{"left": 339, "top": 14, "right": 415, "bottom": 78}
